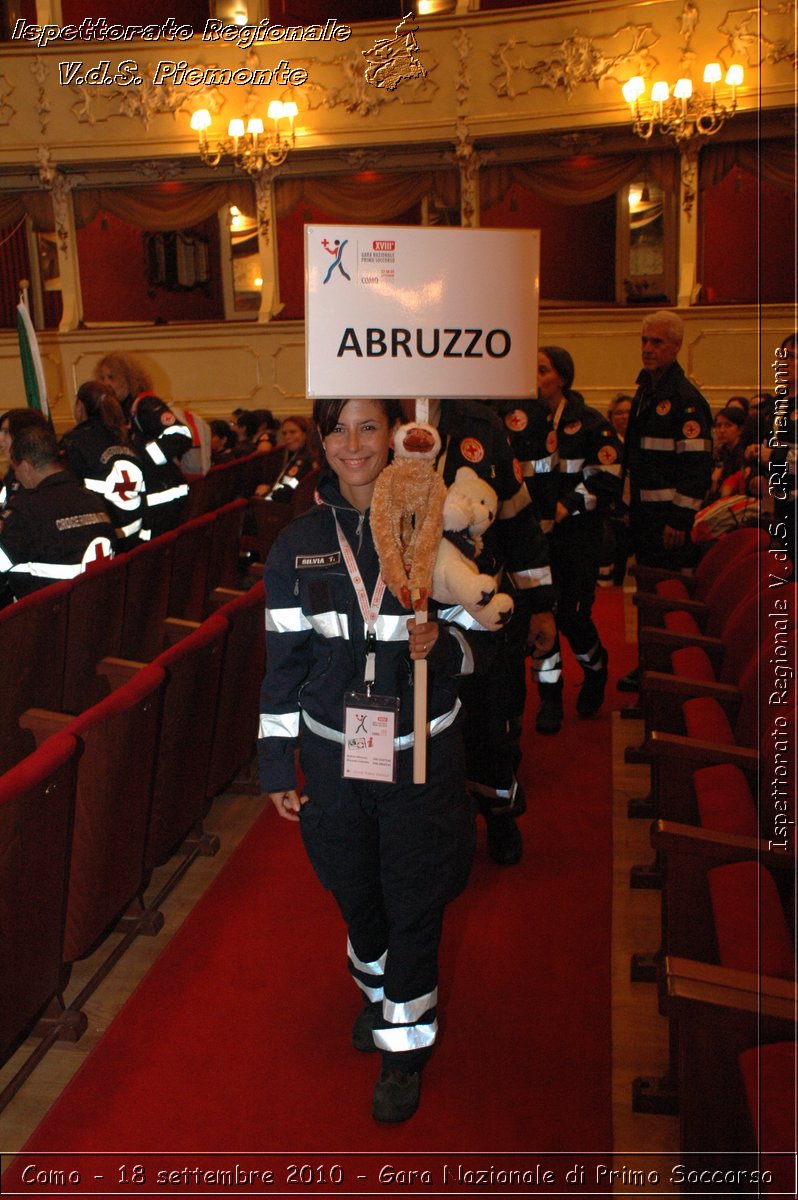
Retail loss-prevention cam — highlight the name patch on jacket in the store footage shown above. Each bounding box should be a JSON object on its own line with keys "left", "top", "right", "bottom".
{"left": 295, "top": 552, "right": 341, "bottom": 569}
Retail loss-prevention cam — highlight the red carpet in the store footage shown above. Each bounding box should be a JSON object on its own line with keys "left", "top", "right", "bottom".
{"left": 6, "top": 591, "right": 633, "bottom": 1194}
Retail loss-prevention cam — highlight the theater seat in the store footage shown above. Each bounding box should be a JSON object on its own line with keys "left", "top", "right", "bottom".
{"left": 206, "top": 582, "right": 266, "bottom": 800}
{"left": 21, "top": 664, "right": 166, "bottom": 964}
{"left": 631, "top": 526, "right": 768, "bottom": 595}
{"left": 0, "top": 579, "right": 71, "bottom": 776}
{"left": 738, "top": 1042, "right": 797, "bottom": 1195}
{"left": 709, "top": 861, "right": 795, "bottom": 980}
{"left": 0, "top": 732, "right": 82, "bottom": 1064}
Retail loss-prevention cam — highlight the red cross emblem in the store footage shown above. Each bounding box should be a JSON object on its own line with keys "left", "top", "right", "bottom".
{"left": 112, "top": 468, "right": 136, "bottom": 501}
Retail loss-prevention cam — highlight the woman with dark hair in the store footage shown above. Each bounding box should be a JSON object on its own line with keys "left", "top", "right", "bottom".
{"left": 257, "top": 414, "right": 318, "bottom": 502}
{"left": 529, "top": 346, "right": 624, "bottom": 721}
{"left": 258, "top": 397, "right": 483, "bottom": 1124}
{"left": 0, "top": 407, "right": 50, "bottom": 509}
{"left": 210, "top": 419, "right": 237, "bottom": 464}
{"left": 60, "top": 381, "right": 146, "bottom": 550}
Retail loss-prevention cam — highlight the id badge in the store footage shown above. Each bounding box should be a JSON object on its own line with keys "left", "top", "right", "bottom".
{"left": 342, "top": 692, "right": 400, "bottom": 783}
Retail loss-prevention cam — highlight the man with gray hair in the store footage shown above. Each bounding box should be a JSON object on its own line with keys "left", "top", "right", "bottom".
{"left": 617, "top": 310, "right": 713, "bottom": 692}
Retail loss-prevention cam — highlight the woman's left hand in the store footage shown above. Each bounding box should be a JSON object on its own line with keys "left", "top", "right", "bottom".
{"left": 407, "top": 617, "right": 440, "bottom": 661}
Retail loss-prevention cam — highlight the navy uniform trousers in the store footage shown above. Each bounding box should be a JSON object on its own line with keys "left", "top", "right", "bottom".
{"left": 297, "top": 724, "right": 474, "bottom": 1071}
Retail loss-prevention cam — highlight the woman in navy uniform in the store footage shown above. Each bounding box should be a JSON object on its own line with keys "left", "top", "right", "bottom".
{"left": 259, "top": 397, "right": 485, "bottom": 1124}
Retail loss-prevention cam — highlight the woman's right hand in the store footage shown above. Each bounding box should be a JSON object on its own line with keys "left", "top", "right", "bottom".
{"left": 269, "top": 789, "right": 308, "bottom": 823}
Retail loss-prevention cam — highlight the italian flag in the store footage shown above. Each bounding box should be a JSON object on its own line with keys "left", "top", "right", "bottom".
{"left": 16, "top": 293, "right": 50, "bottom": 423}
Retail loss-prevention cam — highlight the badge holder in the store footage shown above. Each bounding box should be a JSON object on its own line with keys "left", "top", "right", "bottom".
{"left": 342, "top": 690, "right": 400, "bottom": 783}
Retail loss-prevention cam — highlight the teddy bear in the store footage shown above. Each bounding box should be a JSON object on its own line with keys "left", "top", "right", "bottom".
{"left": 369, "top": 421, "right": 448, "bottom": 611}
{"left": 430, "top": 466, "right": 514, "bottom": 631}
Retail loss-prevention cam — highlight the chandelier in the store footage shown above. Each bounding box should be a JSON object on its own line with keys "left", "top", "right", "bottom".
{"left": 190, "top": 101, "right": 298, "bottom": 174}
{"left": 622, "top": 63, "right": 744, "bottom": 145}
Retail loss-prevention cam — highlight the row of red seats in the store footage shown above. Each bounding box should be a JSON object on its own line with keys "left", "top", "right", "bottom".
{"left": 0, "top": 490, "right": 270, "bottom": 1098}
{"left": 627, "top": 527, "right": 796, "bottom": 1192}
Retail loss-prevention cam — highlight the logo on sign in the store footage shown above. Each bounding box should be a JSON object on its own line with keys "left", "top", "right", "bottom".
{"left": 373, "top": 240, "right": 395, "bottom": 251}
{"left": 322, "top": 237, "right": 351, "bottom": 285}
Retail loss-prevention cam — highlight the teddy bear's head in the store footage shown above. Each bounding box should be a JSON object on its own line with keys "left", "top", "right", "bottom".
{"left": 392, "top": 421, "right": 441, "bottom": 462}
{"left": 443, "top": 466, "right": 498, "bottom": 538}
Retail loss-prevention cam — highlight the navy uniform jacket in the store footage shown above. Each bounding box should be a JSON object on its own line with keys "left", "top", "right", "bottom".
{"left": 60, "top": 420, "right": 146, "bottom": 544}
{"left": 436, "top": 400, "right": 555, "bottom": 612}
{"left": 624, "top": 361, "right": 713, "bottom": 535}
{"left": 0, "top": 470, "right": 114, "bottom": 599}
{"left": 129, "top": 393, "right": 192, "bottom": 536}
{"left": 266, "top": 446, "right": 317, "bottom": 504}
{"left": 496, "top": 395, "right": 623, "bottom": 526}
{"left": 258, "top": 473, "right": 489, "bottom": 795}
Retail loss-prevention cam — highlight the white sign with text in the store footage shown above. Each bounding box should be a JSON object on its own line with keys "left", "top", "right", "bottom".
{"left": 305, "top": 225, "right": 540, "bottom": 398}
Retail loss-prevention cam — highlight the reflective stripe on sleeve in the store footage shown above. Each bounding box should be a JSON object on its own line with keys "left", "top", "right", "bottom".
{"left": 116, "top": 518, "right": 143, "bottom": 538}
{"left": 672, "top": 492, "right": 702, "bottom": 510}
{"left": 532, "top": 454, "right": 556, "bottom": 474}
{"left": 259, "top": 711, "right": 301, "bottom": 739}
{"left": 9, "top": 560, "right": 85, "bottom": 580}
{"left": 437, "top": 605, "right": 488, "bottom": 632}
{"left": 510, "top": 564, "right": 553, "bottom": 589}
{"left": 0, "top": 544, "right": 13, "bottom": 571}
{"left": 266, "top": 605, "right": 311, "bottom": 634}
{"left": 384, "top": 988, "right": 437, "bottom": 1026}
{"left": 640, "top": 437, "right": 676, "bottom": 452}
{"left": 561, "top": 457, "right": 585, "bottom": 473}
{"left": 447, "top": 625, "right": 475, "bottom": 675}
{"left": 584, "top": 463, "right": 622, "bottom": 477}
{"left": 83, "top": 477, "right": 106, "bottom": 494}
{"left": 146, "top": 442, "right": 168, "bottom": 465}
{"left": 146, "top": 484, "right": 188, "bottom": 506}
{"left": 575, "top": 482, "right": 597, "bottom": 511}
{"left": 640, "top": 487, "right": 676, "bottom": 503}
{"left": 373, "top": 1021, "right": 437, "bottom": 1053}
{"left": 676, "top": 438, "right": 712, "bottom": 452}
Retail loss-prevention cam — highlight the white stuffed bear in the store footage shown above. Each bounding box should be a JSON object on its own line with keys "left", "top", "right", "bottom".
{"left": 431, "top": 466, "right": 514, "bottom": 631}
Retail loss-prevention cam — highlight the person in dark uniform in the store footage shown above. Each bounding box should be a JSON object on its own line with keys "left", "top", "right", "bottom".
{"left": 260, "top": 397, "right": 487, "bottom": 1123}
{"left": 525, "top": 347, "right": 622, "bottom": 721}
{"left": 618, "top": 310, "right": 713, "bottom": 692}
{"left": 0, "top": 425, "right": 114, "bottom": 600}
{"left": 128, "top": 392, "right": 192, "bottom": 539}
{"left": 60, "top": 381, "right": 146, "bottom": 551}
{"left": 258, "top": 415, "right": 318, "bottom": 503}
{"left": 401, "top": 399, "right": 557, "bottom": 867}
{"left": 0, "top": 407, "right": 49, "bottom": 509}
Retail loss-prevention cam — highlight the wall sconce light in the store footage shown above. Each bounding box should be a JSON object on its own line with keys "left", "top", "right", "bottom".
{"left": 622, "top": 63, "right": 743, "bottom": 144}
{"left": 190, "top": 101, "right": 298, "bottom": 174}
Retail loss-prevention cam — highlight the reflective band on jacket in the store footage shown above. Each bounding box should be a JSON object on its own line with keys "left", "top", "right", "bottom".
{"left": 373, "top": 1021, "right": 437, "bottom": 1053}
{"left": 672, "top": 492, "right": 702, "bottom": 510}
{"left": 584, "top": 463, "right": 622, "bottom": 477}
{"left": 574, "top": 482, "right": 597, "bottom": 511}
{"left": 302, "top": 699, "right": 461, "bottom": 749}
{"left": 640, "top": 437, "right": 675, "bottom": 452}
{"left": 116, "top": 518, "right": 143, "bottom": 538}
{"left": 511, "top": 564, "right": 553, "bottom": 589}
{"left": 83, "top": 477, "right": 106, "bottom": 494}
{"left": 259, "top": 711, "right": 301, "bottom": 739}
{"left": 640, "top": 488, "right": 676, "bottom": 503}
{"left": 146, "top": 442, "right": 168, "bottom": 465}
{"left": 0, "top": 544, "right": 13, "bottom": 571}
{"left": 532, "top": 455, "right": 556, "bottom": 474}
{"left": 676, "top": 438, "right": 712, "bottom": 453}
{"left": 8, "top": 560, "right": 86, "bottom": 580}
{"left": 347, "top": 938, "right": 386, "bottom": 976}
{"left": 147, "top": 484, "right": 189, "bottom": 506}
{"left": 384, "top": 988, "right": 437, "bottom": 1025}
{"left": 561, "top": 458, "right": 585, "bottom": 473}
{"left": 266, "top": 606, "right": 409, "bottom": 643}
{"left": 448, "top": 625, "right": 474, "bottom": 675}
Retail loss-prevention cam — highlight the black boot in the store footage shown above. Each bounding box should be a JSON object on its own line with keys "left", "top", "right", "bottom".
{"left": 577, "top": 649, "right": 609, "bottom": 717}
{"left": 535, "top": 680, "right": 563, "bottom": 734}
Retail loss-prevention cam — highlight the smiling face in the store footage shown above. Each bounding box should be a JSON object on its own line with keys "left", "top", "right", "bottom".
{"left": 321, "top": 399, "right": 394, "bottom": 511}
{"left": 281, "top": 420, "right": 306, "bottom": 453}
{"left": 537, "top": 352, "right": 565, "bottom": 409}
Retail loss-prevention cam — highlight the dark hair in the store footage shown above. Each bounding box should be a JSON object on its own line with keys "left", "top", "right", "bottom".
{"left": 725, "top": 395, "right": 750, "bottom": 416}
{"left": 715, "top": 406, "right": 745, "bottom": 428}
{"left": 210, "top": 419, "right": 236, "bottom": 450}
{"left": 10, "top": 424, "right": 59, "bottom": 468}
{"left": 540, "top": 346, "right": 575, "bottom": 393}
{"left": 76, "top": 381, "right": 127, "bottom": 442}
{"left": 780, "top": 333, "right": 798, "bottom": 352}
{"left": 233, "top": 410, "right": 260, "bottom": 440}
{"left": 313, "top": 398, "right": 404, "bottom": 440}
{"left": 252, "top": 408, "right": 279, "bottom": 433}
{"left": 0, "top": 407, "right": 49, "bottom": 440}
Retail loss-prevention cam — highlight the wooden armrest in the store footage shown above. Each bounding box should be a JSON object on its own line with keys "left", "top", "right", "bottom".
{"left": 19, "top": 707, "right": 72, "bottom": 746}
{"left": 639, "top": 626, "right": 724, "bottom": 656}
{"left": 665, "top": 956, "right": 797, "bottom": 1021}
{"left": 642, "top": 671, "right": 741, "bottom": 703}
{"left": 634, "top": 593, "right": 707, "bottom": 617}
{"left": 163, "top": 617, "right": 200, "bottom": 645}
{"left": 96, "top": 656, "right": 146, "bottom": 689}
{"left": 206, "top": 586, "right": 246, "bottom": 613}
{"left": 652, "top": 819, "right": 796, "bottom": 869}
{"left": 648, "top": 730, "right": 758, "bottom": 771}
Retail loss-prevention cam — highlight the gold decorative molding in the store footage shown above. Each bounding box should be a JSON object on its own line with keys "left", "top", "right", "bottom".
{"left": 0, "top": 72, "right": 15, "bottom": 126}
{"left": 30, "top": 58, "right": 51, "bottom": 134}
{"left": 454, "top": 27, "right": 472, "bottom": 110}
{"left": 718, "top": 4, "right": 797, "bottom": 68}
{"left": 490, "top": 23, "right": 660, "bottom": 100}
{"left": 35, "top": 147, "right": 72, "bottom": 254}
{"left": 296, "top": 43, "right": 438, "bottom": 116}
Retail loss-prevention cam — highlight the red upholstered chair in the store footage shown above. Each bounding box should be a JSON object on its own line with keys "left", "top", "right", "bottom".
{"left": 167, "top": 510, "right": 216, "bottom": 623}
{"left": 0, "top": 580, "right": 71, "bottom": 776}
{"left": 204, "top": 497, "right": 248, "bottom": 604}
{"left": 142, "top": 614, "right": 228, "bottom": 871}
{"left": 631, "top": 525, "right": 769, "bottom": 594}
{"left": 738, "top": 1042, "right": 797, "bottom": 1195}
{"left": 60, "top": 553, "right": 127, "bottom": 714}
{"left": 245, "top": 466, "right": 320, "bottom": 570}
{"left": 635, "top": 549, "right": 764, "bottom": 639}
{"left": 206, "top": 582, "right": 266, "bottom": 800}
{"left": 20, "top": 664, "right": 166, "bottom": 965}
{"left": 119, "top": 533, "right": 175, "bottom": 661}
{"left": 0, "top": 732, "right": 83, "bottom": 1064}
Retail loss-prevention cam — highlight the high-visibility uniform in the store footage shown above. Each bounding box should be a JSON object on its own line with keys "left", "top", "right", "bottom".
{"left": 258, "top": 473, "right": 484, "bottom": 1069}
{"left": 60, "top": 419, "right": 145, "bottom": 550}
{"left": 0, "top": 470, "right": 114, "bottom": 599}
{"left": 130, "top": 393, "right": 192, "bottom": 539}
